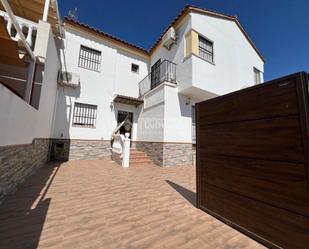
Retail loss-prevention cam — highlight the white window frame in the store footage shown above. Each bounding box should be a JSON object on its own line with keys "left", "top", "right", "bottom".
{"left": 254, "top": 67, "right": 261, "bottom": 84}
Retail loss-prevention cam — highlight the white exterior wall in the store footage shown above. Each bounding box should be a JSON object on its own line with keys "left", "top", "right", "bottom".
{"left": 136, "top": 83, "right": 192, "bottom": 143}
{"left": 35, "top": 22, "right": 59, "bottom": 138}
{"left": 141, "top": 12, "right": 264, "bottom": 143}
{"left": 150, "top": 16, "right": 192, "bottom": 86}
{"left": 189, "top": 13, "right": 264, "bottom": 96}
{"left": 0, "top": 21, "right": 59, "bottom": 146}
{"left": 52, "top": 28, "right": 148, "bottom": 141}
{"left": 136, "top": 84, "right": 165, "bottom": 142}
{"left": 0, "top": 84, "right": 37, "bottom": 145}
{"left": 163, "top": 85, "right": 192, "bottom": 143}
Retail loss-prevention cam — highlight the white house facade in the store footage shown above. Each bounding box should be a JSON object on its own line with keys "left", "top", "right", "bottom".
{"left": 51, "top": 5, "right": 264, "bottom": 166}
{"left": 0, "top": 3, "right": 264, "bottom": 202}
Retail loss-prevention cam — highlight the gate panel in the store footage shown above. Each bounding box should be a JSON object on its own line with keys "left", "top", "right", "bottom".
{"left": 196, "top": 72, "right": 309, "bottom": 249}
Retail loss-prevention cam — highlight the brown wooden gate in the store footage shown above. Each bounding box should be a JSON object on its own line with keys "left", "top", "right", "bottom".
{"left": 196, "top": 72, "right": 309, "bottom": 249}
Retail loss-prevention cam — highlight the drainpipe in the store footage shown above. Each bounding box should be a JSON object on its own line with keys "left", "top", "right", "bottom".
{"left": 0, "top": 0, "right": 36, "bottom": 103}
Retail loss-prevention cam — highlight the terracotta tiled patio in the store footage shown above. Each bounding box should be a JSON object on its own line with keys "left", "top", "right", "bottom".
{"left": 0, "top": 160, "right": 265, "bottom": 249}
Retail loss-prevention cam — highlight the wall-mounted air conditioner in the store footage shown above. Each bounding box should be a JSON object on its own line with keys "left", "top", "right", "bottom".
{"left": 162, "top": 27, "right": 176, "bottom": 50}
{"left": 57, "top": 71, "right": 80, "bottom": 88}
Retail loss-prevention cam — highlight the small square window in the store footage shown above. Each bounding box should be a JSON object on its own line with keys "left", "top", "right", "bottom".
{"left": 131, "top": 63, "right": 139, "bottom": 73}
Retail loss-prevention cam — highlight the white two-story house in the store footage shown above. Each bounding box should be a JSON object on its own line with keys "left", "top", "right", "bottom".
{"left": 52, "top": 5, "right": 264, "bottom": 166}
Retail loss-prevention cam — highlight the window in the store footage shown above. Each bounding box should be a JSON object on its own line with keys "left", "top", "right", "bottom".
{"left": 72, "top": 102, "right": 97, "bottom": 127}
{"left": 78, "top": 45, "right": 101, "bottom": 71}
{"left": 254, "top": 67, "right": 261, "bottom": 84}
{"left": 198, "top": 35, "right": 213, "bottom": 63}
{"left": 131, "top": 63, "right": 139, "bottom": 73}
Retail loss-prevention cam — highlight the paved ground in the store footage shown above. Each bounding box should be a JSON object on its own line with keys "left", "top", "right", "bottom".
{"left": 0, "top": 160, "right": 265, "bottom": 249}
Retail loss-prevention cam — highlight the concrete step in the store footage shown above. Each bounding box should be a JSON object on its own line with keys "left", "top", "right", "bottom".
{"left": 129, "top": 149, "right": 153, "bottom": 165}
{"left": 130, "top": 159, "right": 153, "bottom": 164}
{"left": 130, "top": 153, "right": 149, "bottom": 159}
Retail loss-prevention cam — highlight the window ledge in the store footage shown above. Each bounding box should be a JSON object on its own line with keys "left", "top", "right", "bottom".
{"left": 193, "top": 54, "right": 216, "bottom": 66}
{"left": 72, "top": 125, "right": 97, "bottom": 129}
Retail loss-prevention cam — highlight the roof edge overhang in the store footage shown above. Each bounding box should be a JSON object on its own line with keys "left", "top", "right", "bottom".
{"left": 113, "top": 94, "right": 144, "bottom": 106}
{"left": 150, "top": 5, "right": 265, "bottom": 63}
{"left": 64, "top": 18, "right": 150, "bottom": 59}
{"left": 63, "top": 5, "right": 265, "bottom": 63}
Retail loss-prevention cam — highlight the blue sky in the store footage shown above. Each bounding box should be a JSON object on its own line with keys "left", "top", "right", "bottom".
{"left": 59, "top": 0, "right": 309, "bottom": 81}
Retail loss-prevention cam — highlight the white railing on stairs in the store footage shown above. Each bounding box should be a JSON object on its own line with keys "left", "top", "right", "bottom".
{"left": 0, "top": 10, "right": 38, "bottom": 49}
{"left": 112, "top": 133, "right": 130, "bottom": 168}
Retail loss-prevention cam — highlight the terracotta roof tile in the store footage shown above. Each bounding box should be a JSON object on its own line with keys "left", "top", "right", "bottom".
{"left": 64, "top": 17, "right": 149, "bottom": 55}
{"left": 63, "top": 5, "right": 264, "bottom": 62}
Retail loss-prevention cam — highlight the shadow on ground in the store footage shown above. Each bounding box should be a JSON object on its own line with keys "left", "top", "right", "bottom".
{"left": 0, "top": 163, "right": 61, "bottom": 249}
{"left": 166, "top": 180, "right": 196, "bottom": 206}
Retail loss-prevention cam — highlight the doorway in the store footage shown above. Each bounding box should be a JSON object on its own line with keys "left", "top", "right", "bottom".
{"left": 117, "top": 110, "right": 133, "bottom": 138}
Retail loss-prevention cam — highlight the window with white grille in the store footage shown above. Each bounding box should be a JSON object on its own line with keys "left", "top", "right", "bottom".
{"left": 78, "top": 45, "right": 101, "bottom": 71}
{"left": 198, "top": 35, "right": 214, "bottom": 63}
{"left": 72, "top": 102, "right": 97, "bottom": 127}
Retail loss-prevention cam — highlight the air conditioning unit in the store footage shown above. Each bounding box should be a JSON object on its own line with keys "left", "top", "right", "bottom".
{"left": 57, "top": 71, "right": 80, "bottom": 88}
{"left": 162, "top": 27, "right": 176, "bottom": 50}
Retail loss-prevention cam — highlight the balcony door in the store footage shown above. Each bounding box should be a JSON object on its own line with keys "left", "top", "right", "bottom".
{"left": 151, "top": 59, "right": 161, "bottom": 90}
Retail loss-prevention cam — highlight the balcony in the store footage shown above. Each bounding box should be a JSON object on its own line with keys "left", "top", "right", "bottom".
{"left": 139, "top": 60, "right": 176, "bottom": 96}
{"left": 0, "top": 10, "right": 38, "bottom": 50}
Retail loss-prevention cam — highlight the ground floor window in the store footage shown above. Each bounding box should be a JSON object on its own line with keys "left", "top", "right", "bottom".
{"left": 72, "top": 102, "right": 97, "bottom": 127}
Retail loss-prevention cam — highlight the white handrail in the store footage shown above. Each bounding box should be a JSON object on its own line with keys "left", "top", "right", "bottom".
{"left": 0, "top": 0, "right": 35, "bottom": 60}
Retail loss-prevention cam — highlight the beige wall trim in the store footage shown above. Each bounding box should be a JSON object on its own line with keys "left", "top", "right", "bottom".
{"left": 185, "top": 29, "right": 199, "bottom": 58}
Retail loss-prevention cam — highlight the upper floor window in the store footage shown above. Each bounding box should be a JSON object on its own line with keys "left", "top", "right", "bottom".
{"left": 78, "top": 45, "right": 101, "bottom": 72}
{"left": 254, "top": 67, "right": 261, "bottom": 84}
{"left": 198, "top": 35, "right": 214, "bottom": 63}
{"left": 131, "top": 63, "right": 139, "bottom": 73}
{"left": 72, "top": 102, "right": 98, "bottom": 128}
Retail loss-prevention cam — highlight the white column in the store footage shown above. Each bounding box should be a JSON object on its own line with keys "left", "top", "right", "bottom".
{"left": 24, "top": 60, "right": 36, "bottom": 103}
{"left": 42, "top": 0, "right": 50, "bottom": 22}
{"left": 122, "top": 133, "right": 131, "bottom": 168}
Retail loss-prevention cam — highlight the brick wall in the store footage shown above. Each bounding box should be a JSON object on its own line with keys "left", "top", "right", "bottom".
{"left": 134, "top": 141, "right": 194, "bottom": 167}
{"left": 134, "top": 141, "right": 164, "bottom": 166}
{"left": 0, "top": 139, "right": 50, "bottom": 204}
{"left": 51, "top": 139, "right": 111, "bottom": 161}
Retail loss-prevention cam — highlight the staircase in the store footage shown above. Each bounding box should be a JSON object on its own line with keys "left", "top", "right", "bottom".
{"left": 130, "top": 149, "right": 153, "bottom": 165}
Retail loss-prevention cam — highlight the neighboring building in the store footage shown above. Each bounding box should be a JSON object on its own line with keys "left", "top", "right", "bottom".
{"left": 52, "top": 5, "right": 264, "bottom": 166}
{"left": 0, "top": 0, "right": 61, "bottom": 202}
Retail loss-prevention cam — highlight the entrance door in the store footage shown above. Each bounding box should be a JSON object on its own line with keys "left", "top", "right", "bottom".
{"left": 151, "top": 59, "right": 161, "bottom": 90}
{"left": 117, "top": 110, "right": 133, "bottom": 138}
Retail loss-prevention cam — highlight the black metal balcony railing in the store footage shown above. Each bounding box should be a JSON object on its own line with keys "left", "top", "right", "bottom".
{"left": 138, "top": 60, "right": 176, "bottom": 96}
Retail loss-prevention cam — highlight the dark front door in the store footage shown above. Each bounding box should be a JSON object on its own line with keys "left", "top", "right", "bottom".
{"left": 117, "top": 111, "right": 133, "bottom": 137}
{"left": 151, "top": 59, "right": 161, "bottom": 90}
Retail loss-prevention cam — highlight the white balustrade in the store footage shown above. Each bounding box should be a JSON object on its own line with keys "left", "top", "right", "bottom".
{"left": 122, "top": 133, "right": 131, "bottom": 168}
{"left": 0, "top": 10, "right": 38, "bottom": 49}
{"left": 112, "top": 133, "right": 131, "bottom": 168}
